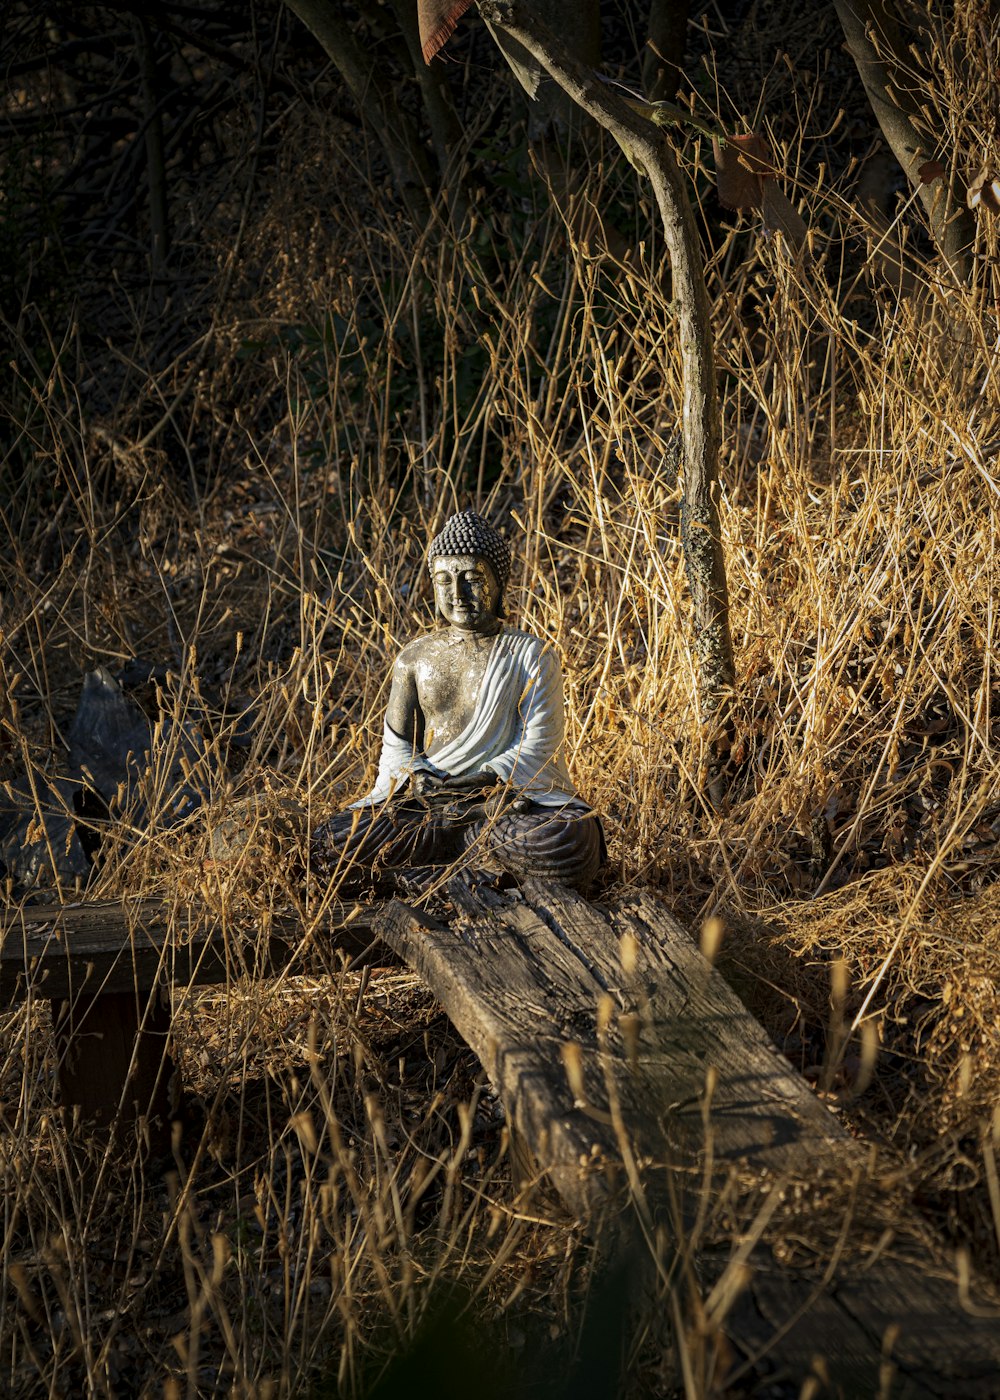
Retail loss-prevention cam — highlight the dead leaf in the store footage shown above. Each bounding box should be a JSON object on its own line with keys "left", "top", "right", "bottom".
{"left": 917, "top": 159, "right": 945, "bottom": 184}
{"left": 713, "top": 132, "right": 775, "bottom": 210}
{"left": 419, "top": 0, "right": 474, "bottom": 63}
{"left": 967, "top": 163, "right": 1000, "bottom": 212}
{"left": 762, "top": 181, "right": 808, "bottom": 251}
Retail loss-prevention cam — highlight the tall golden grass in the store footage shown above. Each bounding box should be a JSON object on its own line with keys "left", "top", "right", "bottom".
{"left": 3, "top": 5, "right": 1000, "bottom": 1390}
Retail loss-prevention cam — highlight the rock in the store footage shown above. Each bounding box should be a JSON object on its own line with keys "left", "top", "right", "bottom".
{"left": 67, "top": 665, "right": 209, "bottom": 827}
{"left": 0, "top": 664, "right": 228, "bottom": 893}
{"left": 206, "top": 792, "right": 304, "bottom": 864}
{"left": 68, "top": 666, "right": 153, "bottom": 806}
{"left": 0, "top": 774, "right": 90, "bottom": 890}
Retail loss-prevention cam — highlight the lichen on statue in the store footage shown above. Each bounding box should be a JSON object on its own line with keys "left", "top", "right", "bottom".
{"left": 311, "top": 510, "right": 605, "bottom": 894}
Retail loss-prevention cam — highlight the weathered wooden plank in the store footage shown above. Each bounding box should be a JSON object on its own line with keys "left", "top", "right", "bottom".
{"left": 0, "top": 900, "right": 379, "bottom": 1002}
{"left": 375, "top": 883, "right": 623, "bottom": 1219}
{"left": 716, "top": 1248, "right": 1000, "bottom": 1398}
{"left": 698, "top": 1257, "right": 925, "bottom": 1399}
{"left": 0, "top": 898, "right": 385, "bottom": 1138}
{"left": 374, "top": 879, "right": 853, "bottom": 1210}
{"left": 373, "top": 879, "right": 1000, "bottom": 1397}
{"left": 525, "top": 880, "right": 855, "bottom": 1172}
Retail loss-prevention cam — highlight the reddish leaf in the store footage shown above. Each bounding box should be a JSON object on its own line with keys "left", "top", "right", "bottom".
{"left": 419, "top": 0, "right": 474, "bottom": 63}
{"left": 917, "top": 159, "right": 945, "bottom": 184}
{"left": 713, "top": 133, "right": 775, "bottom": 211}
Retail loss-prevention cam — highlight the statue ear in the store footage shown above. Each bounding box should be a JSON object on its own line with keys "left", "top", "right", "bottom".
{"left": 482, "top": 560, "right": 506, "bottom": 618}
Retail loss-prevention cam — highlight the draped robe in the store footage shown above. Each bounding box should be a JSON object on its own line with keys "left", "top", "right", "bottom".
{"left": 354, "top": 629, "right": 578, "bottom": 808}
{"left": 312, "top": 629, "right": 603, "bottom": 892}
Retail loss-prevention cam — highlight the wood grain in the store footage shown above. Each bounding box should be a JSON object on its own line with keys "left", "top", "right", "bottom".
{"left": 0, "top": 898, "right": 385, "bottom": 1136}
{"left": 0, "top": 899, "right": 379, "bottom": 1002}
{"left": 373, "top": 878, "right": 1000, "bottom": 1396}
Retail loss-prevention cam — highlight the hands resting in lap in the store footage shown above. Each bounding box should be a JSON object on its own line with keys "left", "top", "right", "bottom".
{"left": 410, "top": 768, "right": 530, "bottom": 817}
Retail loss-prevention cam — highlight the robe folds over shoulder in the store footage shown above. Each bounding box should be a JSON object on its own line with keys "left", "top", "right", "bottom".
{"left": 352, "top": 629, "right": 578, "bottom": 809}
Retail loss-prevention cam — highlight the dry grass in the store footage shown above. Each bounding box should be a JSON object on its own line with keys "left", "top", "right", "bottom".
{"left": 3, "top": 1, "right": 1000, "bottom": 1392}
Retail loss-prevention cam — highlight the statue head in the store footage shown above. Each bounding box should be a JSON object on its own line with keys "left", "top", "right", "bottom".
{"left": 427, "top": 510, "right": 511, "bottom": 632}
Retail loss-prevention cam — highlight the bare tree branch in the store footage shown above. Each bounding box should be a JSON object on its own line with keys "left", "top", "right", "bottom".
{"left": 833, "top": 0, "right": 975, "bottom": 284}
{"left": 643, "top": 0, "right": 689, "bottom": 103}
{"left": 283, "top": 0, "right": 433, "bottom": 222}
{"left": 477, "top": 0, "right": 736, "bottom": 733}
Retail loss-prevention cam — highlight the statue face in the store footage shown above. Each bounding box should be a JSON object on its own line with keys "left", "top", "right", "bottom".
{"left": 431, "top": 554, "right": 501, "bottom": 632}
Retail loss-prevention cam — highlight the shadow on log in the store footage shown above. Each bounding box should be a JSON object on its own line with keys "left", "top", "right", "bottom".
{"left": 373, "top": 877, "right": 1000, "bottom": 1397}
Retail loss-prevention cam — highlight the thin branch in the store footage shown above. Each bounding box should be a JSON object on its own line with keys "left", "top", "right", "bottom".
{"left": 283, "top": 0, "right": 433, "bottom": 223}
{"left": 477, "top": 0, "right": 735, "bottom": 731}
{"left": 832, "top": 0, "right": 975, "bottom": 285}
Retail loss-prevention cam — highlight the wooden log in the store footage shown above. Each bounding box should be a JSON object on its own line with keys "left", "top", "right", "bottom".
{"left": 373, "top": 878, "right": 1000, "bottom": 1397}
{"left": 0, "top": 899, "right": 380, "bottom": 1003}
{"left": 374, "top": 879, "right": 850, "bottom": 1217}
{"left": 1, "top": 899, "right": 382, "bottom": 1136}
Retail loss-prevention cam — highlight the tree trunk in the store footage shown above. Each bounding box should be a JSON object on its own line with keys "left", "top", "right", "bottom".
{"left": 485, "top": 0, "right": 600, "bottom": 137}
{"left": 833, "top": 0, "right": 975, "bottom": 284}
{"left": 477, "top": 0, "right": 735, "bottom": 730}
{"left": 283, "top": 0, "right": 433, "bottom": 221}
{"left": 390, "top": 0, "right": 463, "bottom": 181}
{"left": 643, "top": 0, "right": 690, "bottom": 103}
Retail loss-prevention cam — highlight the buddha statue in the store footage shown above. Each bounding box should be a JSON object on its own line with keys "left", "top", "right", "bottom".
{"left": 311, "top": 510, "right": 605, "bottom": 894}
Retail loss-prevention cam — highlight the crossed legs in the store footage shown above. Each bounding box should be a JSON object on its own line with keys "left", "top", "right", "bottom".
{"left": 311, "top": 796, "right": 604, "bottom": 894}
